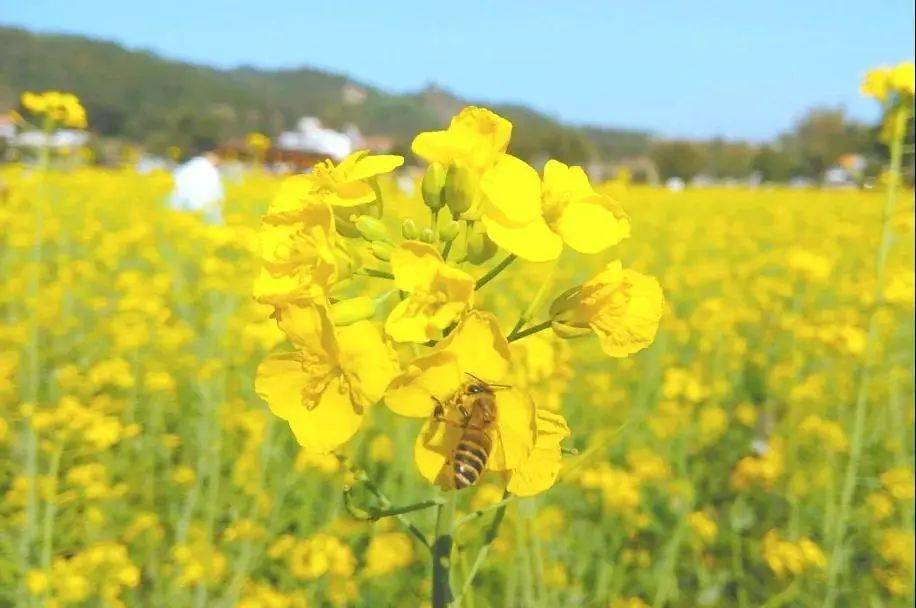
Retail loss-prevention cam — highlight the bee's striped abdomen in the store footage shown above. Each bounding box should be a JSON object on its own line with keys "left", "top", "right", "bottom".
{"left": 452, "top": 429, "right": 492, "bottom": 489}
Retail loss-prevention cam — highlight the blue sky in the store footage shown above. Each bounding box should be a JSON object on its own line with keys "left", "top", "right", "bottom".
{"left": 5, "top": 1, "right": 914, "bottom": 140}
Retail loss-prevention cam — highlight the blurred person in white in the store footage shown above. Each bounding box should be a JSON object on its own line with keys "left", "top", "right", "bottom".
{"left": 169, "top": 151, "right": 224, "bottom": 223}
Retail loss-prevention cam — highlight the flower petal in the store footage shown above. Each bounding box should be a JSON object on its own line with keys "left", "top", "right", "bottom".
{"left": 336, "top": 320, "right": 399, "bottom": 404}
{"left": 255, "top": 355, "right": 362, "bottom": 452}
{"left": 482, "top": 215, "right": 562, "bottom": 263}
{"left": 480, "top": 155, "right": 542, "bottom": 225}
{"left": 287, "top": 376, "right": 364, "bottom": 453}
{"left": 439, "top": 310, "right": 511, "bottom": 383}
{"left": 384, "top": 299, "right": 435, "bottom": 343}
{"left": 488, "top": 388, "right": 537, "bottom": 471}
{"left": 384, "top": 351, "right": 463, "bottom": 418}
{"left": 414, "top": 417, "right": 463, "bottom": 488}
{"left": 542, "top": 160, "right": 593, "bottom": 201}
{"left": 255, "top": 353, "right": 307, "bottom": 422}
{"left": 555, "top": 197, "right": 631, "bottom": 254}
{"left": 348, "top": 154, "right": 404, "bottom": 181}
{"left": 411, "top": 131, "right": 456, "bottom": 167}
{"left": 507, "top": 409, "right": 570, "bottom": 496}
{"left": 264, "top": 175, "right": 318, "bottom": 223}
{"left": 276, "top": 303, "right": 338, "bottom": 357}
{"left": 390, "top": 241, "right": 443, "bottom": 293}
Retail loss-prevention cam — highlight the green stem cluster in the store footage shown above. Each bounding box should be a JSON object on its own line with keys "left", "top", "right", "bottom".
{"left": 821, "top": 103, "right": 910, "bottom": 607}
{"left": 343, "top": 461, "right": 517, "bottom": 607}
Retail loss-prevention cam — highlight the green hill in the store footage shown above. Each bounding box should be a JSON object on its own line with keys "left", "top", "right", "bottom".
{"left": 0, "top": 25, "right": 650, "bottom": 162}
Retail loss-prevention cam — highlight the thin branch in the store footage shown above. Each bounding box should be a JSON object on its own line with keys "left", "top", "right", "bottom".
{"left": 455, "top": 492, "right": 512, "bottom": 604}
{"left": 507, "top": 320, "right": 552, "bottom": 343}
{"left": 343, "top": 487, "right": 442, "bottom": 521}
{"left": 455, "top": 494, "right": 517, "bottom": 529}
{"left": 336, "top": 455, "right": 432, "bottom": 550}
{"left": 475, "top": 254, "right": 516, "bottom": 290}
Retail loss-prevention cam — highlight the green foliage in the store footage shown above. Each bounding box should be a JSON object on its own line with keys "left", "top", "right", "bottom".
{"left": 651, "top": 140, "right": 709, "bottom": 180}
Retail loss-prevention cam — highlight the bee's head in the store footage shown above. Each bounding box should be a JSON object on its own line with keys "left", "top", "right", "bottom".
{"left": 465, "top": 382, "right": 491, "bottom": 395}
{"left": 463, "top": 372, "right": 509, "bottom": 394}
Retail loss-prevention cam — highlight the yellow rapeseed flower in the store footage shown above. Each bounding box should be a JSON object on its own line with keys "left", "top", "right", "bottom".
{"left": 550, "top": 260, "right": 664, "bottom": 357}
{"left": 385, "top": 241, "right": 475, "bottom": 342}
{"left": 256, "top": 304, "right": 398, "bottom": 452}
{"left": 481, "top": 156, "right": 630, "bottom": 261}
{"left": 364, "top": 531, "right": 415, "bottom": 577}
{"left": 254, "top": 201, "right": 344, "bottom": 305}
{"left": 21, "top": 90, "right": 88, "bottom": 129}
{"left": 310, "top": 150, "right": 404, "bottom": 208}
{"left": 880, "top": 467, "right": 915, "bottom": 500}
{"left": 412, "top": 106, "right": 512, "bottom": 173}
{"left": 385, "top": 310, "right": 566, "bottom": 494}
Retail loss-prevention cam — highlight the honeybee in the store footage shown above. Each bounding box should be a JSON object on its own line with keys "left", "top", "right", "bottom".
{"left": 433, "top": 373, "right": 509, "bottom": 490}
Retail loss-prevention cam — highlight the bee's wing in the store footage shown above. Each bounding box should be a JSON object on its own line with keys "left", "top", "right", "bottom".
{"left": 487, "top": 388, "right": 537, "bottom": 471}
{"left": 487, "top": 417, "right": 510, "bottom": 471}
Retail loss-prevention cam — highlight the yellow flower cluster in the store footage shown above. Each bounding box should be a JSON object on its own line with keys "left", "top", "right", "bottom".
{"left": 761, "top": 530, "right": 826, "bottom": 578}
{"left": 26, "top": 542, "right": 140, "bottom": 607}
{"left": 169, "top": 528, "right": 229, "bottom": 588}
{"left": 21, "top": 90, "right": 89, "bottom": 129}
{"left": 254, "top": 107, "right": 663, "bottom": 497}
{"left": 364, "top": 531, "right": 415, "bottom": 577}
{"left": 861, "top": 61, "right": 915, "bottom": 102}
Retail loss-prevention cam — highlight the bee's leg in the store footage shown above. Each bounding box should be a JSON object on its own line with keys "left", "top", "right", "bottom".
{"left": 432, "top": 397, "right": 449, "bottom": 422}
{"left": 458, "top": 403, "right": 471, "bottom": 421}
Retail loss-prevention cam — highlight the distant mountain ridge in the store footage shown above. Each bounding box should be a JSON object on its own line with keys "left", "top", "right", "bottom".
{"left": 0, "top": 25, "right": 650, "bottom": 161}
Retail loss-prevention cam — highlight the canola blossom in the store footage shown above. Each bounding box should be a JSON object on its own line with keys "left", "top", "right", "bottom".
{"left": 252, "top": 109, "right": 660, "bottom": 489}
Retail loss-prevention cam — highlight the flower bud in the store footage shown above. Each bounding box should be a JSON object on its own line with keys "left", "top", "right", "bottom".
{"left": 419, "top": 227, "right": 436, "bottom": 244}
{"left": 438, "top": 220, "right": 460, "bottom": 243}
{"left": 401, "top": 218, "right": 419, "bottom": 240}
{"left": 355, "top": 215, "right": 390, "bottom": 243}
{"left": 421, "top": 163, "right": 447, "bottom": 210}
{"left": 330, "top": 297, "right": 376, "bottom": 326}
{"left": 444, "top": 165, "right": 476, "bottom": 216}
{"left": 466, "top": 230, "right": 497, "bottom": 264}
{"left": 548, "top": 286, "right": 591, "bottom": 338}
{"left": 370, "top": 241, "right": 392, "bottom": 261}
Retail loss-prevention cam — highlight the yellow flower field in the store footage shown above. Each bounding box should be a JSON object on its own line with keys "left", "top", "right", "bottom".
{"left": 1, "top": 157, "right": 913, "bottom": 606}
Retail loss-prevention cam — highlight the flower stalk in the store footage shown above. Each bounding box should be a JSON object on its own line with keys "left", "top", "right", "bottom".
{"left": 456, "top": 494, "right": 511, "bottom": 604}
{"left": 432, "top": 492, "right": 457, "bottom": 607}
{"left": 507, "top": 320, "right": 552, "bottom": 343}
{"left": 475, "top": 254, "right": 516, "bottom": 289}
{"left": 822, "top": 101, "right": 910, "bottom": 608}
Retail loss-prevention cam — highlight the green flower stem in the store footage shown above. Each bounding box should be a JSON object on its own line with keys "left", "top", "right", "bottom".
{"left": 475, "top": 254, "right": 516, "bottom": 290}
{"left": 432, "top": 491, "right": 457, "bottom": 608}
{"left": 343, "top": 487, "right": 442, "bottom": 521}
{"left": 822, "top": 103, "right": 910, "bottom": 608}
{"left": 431, "top": 208, "right": 440, "bottom": 239}
{"left": 337, "top": 455, "right": 432, "bottom": 549}
{"left": 455, "top": 494, "right": 510, "bottom": 605}
{"left": 441, "top": 239, "right": 454, "bottom": 262}
{"left": 507, "top": 320, "right": 552, "bottom": 343}
{"left": 40, "top": 446, "right": 63, "bottom": 570}
{"left": 455, "top": 494, "right": 517, "bottom": 529}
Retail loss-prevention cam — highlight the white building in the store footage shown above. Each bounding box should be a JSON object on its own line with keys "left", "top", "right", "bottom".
{"left": 276, "top": 117, "right": 352, "bottom": 161}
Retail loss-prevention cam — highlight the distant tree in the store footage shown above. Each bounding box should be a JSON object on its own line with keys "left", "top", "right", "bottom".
{"left": 705, "top": 138, "right": 756, "bottom": 178}
{"left": 752, "top": 145, "right": 796, "bottom": 182}
{"left": 788, "top": 107, "right": 872, "bottom": 178}
{"left": 651, "top": 140, "right": 708, "bottom": 180}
